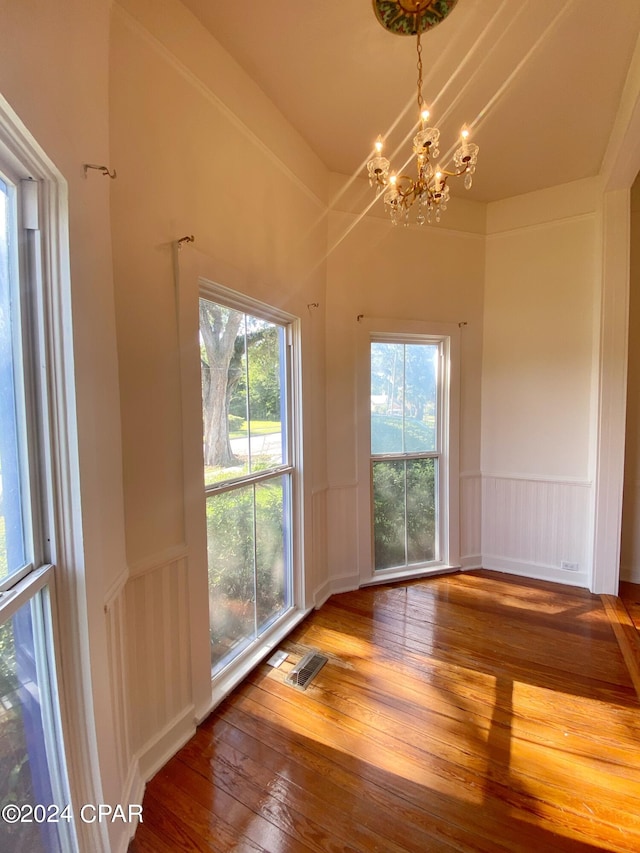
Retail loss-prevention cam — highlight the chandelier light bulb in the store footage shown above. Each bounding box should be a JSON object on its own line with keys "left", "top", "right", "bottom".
{"left": 374, "top": 135, "right": 384, "bottom": 153}
{"left": 389, "top": 173, "right": 397, "bottom": 186}
{"left": 420, "top": 107, "right": 430, "bottom": 123}
{"left": 461, "top": 127, "right": 470, "bottom": 140}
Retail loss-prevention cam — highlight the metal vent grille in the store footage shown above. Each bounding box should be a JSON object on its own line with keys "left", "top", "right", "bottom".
{"left": 285, "top": 651, "right": 328, "bottom": 691}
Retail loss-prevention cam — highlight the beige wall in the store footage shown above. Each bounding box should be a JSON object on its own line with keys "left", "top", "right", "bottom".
{"left": 483, "top": 196, "right": 597, "bottom": 479}
{"left": 481, "top": 179, "right": 600, "bottom": 586}
{"left": 621, "top": 175, "right": 640, "bottom": 581}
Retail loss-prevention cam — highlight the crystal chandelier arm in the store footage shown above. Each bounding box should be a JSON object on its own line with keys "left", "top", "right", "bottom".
{"left": 437, "top": 166, "right": 469, "bottom": 179}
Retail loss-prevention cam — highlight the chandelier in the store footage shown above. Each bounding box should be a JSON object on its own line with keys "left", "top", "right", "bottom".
{"left": 367, "top": 2, "right": 479, "bottom": 226}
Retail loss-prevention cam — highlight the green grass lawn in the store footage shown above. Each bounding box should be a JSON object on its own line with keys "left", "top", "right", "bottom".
{"left": 229, "top": 420, "right": 280, "bottom": 439}
{"left": 371, "top": 413, "right": 435, "bottom": 454}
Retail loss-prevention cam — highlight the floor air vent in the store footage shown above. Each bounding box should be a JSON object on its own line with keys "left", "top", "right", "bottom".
{"left": 285, "top": 650, "right": 328, "bottom": 691}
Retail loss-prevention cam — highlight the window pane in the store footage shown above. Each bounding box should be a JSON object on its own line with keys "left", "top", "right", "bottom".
{"left": 0, "top": 179, "right": 27, "bottom": 583}
{"left": 201, "top": 302, "right": 287, "bottom": 486}
{"left": 406, "top": 458, "right": 437, "bottom": 564}
{"left": 246, "top": 319, "right": 284, "bottom": 471}
{"left": 371, "top": 342, "right": 404, "bottom": 454}
{"left": 373, "top": 459, "right": 438, "bottom": 570}
{"left": 371, "top": 342, "right": 438, "bottom": 456}
{"left": 404, "top": 344, "right": 438, "bottom": 453}
{"left": 200, "top": 300, "right": 247, "bottom": 486}
{"left": 207, "top": 488, "right": 256, "bottom": 672}
{"left": 256, "top": 476, "right": 289, "bottom": 630}
{"left": 0, "top": 594, "right": 71, "bottom": 853}
{"left": 201, "top": 293, "right": 294, "bottom": 676}
{"left": 372, "top": 460, "right": 406, "bottom": 570}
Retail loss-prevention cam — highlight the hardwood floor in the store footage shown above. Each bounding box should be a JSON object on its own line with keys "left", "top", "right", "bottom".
{"left": 129, "top": 570, "right": 640, "bottom": 852}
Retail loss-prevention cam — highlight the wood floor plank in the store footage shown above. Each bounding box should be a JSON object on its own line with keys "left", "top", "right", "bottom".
{"left": 280, "top": 623, "right": 638, "bottom": 761}
{"left": 327, "top": 590, "right": 633, "bottom": 688}
{"left": 309, "top": 602, "right": 637, "bottom": 707}
{"left": 130, "top": 570, "right": 640, "bottom": 852}
{"left": 213, "top": 699, "right": 578, "bottom": 853}
{"left": 178, "top": 727, "right": 458, "bottom": 853}
{"left": 251, "top": 651, "right": 640, "bottom": 795}
{"left": 238, "top": 674, "right": 640, "bottom": 851}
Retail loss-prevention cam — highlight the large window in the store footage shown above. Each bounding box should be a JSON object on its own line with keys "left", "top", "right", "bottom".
{"left": 199, "top": 293, "right": 294, "bottom": 675}
{"left": 365, "top": 328, "right": 458, "bottom": 579}
{"left": 0, "top": 167, "right": 75, "bottom": 850}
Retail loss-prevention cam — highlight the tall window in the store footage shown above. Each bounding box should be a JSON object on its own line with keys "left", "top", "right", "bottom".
{"left": 0, "top": 169, "right": 75, "bottom": 850}
{"left": 199, "top": 292, "right": 294, "bottom": 675}
{"left": 370, "top": 336, "right": 446, "bottom": 572}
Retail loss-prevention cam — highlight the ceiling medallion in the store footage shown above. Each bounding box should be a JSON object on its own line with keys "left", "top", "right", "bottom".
{"left": 367, "top": 0, "right": 478, "bottom": 226}
{"left": 373, "top": 0, "right": 459, "bottom": 36}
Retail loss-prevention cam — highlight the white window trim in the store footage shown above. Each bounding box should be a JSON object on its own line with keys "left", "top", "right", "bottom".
{"left": 356, "top": 317, "right": 461, "bottom": 586}
{"left": 0, "top": 93, "right": 108, "bottom": 853}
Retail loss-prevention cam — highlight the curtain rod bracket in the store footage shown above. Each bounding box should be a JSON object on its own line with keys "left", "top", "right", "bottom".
{"left": 84, "top": 163, "right": 117, "bottom": 179}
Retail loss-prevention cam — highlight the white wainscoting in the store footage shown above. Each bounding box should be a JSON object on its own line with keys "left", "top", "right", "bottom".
{"left": 125, "top": 553, "right": 193, "bottom": 773}
{"left": 104, "top": 587, "right": 133, "bottom": 801}
{"left": 325, "top": 484, "right": 361, "bottom": 597}
{"left": 482, "top": 474, "right": 593, "bottom": 587}
{"left": 105, "top": 547, "right": 197, "bottom": 853}
{"left": 311, "top": 485, "right": 329, "bottom": 607}
{"left": 460, "top": 472, "right": 482, "bottom": 569}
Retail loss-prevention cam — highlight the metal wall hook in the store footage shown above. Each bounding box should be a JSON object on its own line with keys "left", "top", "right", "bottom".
{"left": 84, "top": 163, "right": 117, "bottom": 179}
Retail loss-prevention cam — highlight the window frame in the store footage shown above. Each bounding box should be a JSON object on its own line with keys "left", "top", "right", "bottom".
{"left": 0, "top": 93, "right": 107, "bottom": 853}
{"left": 370, "top": 334, "right": 445, "bottom": 570}
{"left": 175, "top": 247, "right": 310, "bottom": 718}
{"left": 357, "top": 318, "right": 460, "bottom": 586}
{"left": 198, "top": 284, "right": 298, "bottom": 675}
{"left": 0, "top": 143, "right": 77, "bottom": 851}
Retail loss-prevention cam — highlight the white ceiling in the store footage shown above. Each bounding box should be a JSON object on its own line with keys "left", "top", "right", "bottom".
{"left": 180, "top": 0, "right": 640, "bottom": 202}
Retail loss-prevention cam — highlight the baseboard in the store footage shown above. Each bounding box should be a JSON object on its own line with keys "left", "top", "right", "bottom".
{"left": 330, "top": 573, "right": 361, "bottom": 596}
{"left": 620, "top": 563, "right": 640, "bottom": 584}
{"left": 483, "top": 555, "right": 589, "bottom": 588}
{"left": 136, "top": 704, "right": 196, "bottom": 784}
{"left": 113, "top": 760, "right": 145, "bottom": 853}
{"left": 313, "top": 579, "right": 332, "bottom": 609}
{"left": 111, "top": 706, "right": 195, "bottom": 853}
{"left": 460, "top": 554, "right": 482, "bottom": 570}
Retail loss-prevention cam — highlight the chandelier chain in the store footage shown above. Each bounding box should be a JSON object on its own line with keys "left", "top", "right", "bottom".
{"left": 416, "top": 32, "right": 424, "bottom": 112}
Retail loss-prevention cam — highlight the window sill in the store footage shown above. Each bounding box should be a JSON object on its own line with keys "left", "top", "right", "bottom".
{"left": 360, "top": 564, "right": 460, "bottom": 588}
{"left": 201, "top": 606, "right": 312, "bottom": 722}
